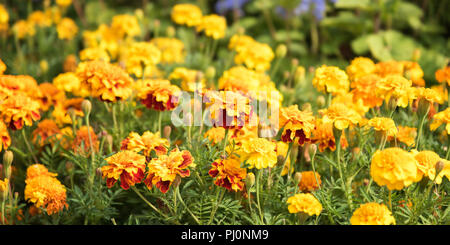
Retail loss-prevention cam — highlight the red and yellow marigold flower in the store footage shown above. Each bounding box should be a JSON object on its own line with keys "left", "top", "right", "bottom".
{"left": 32, "top": 119, "right": 62, "bottom": 147}
{"left": 38, "top": 82, "right": 66, "bottom": 112}
{"left": 137, "top": 79, "right": 181, "bottom": 111}
{"left": 311, "top": 119, "right": 348, "bottom": 152}
{"left": 350, "top": 203, "right": 395, "bottom": 225}
{"left": 72, "top": 126, "right": 99, "bottom": 156}
{"left": 0, "top": 120, "right": 11, "bottom": 152}
{"left": 279, "top": 105, "right": 315, "bottom": 145}
{"left": 120, "top": 131, "right": 169, "bottom": 158}
{"left": 102, "top": 150, "right": 146, "bottom": 190}
{"left": 208, "top": 157, "right": 246, "bottom": 192}
{"left": 144, "top": 148, "right": 194, "bottom": 193}
{"left": 51, "top": 98, "right": 84, "bottom": 126}
{"left": 0, "top": 93, "right": 41, "bottom": 130}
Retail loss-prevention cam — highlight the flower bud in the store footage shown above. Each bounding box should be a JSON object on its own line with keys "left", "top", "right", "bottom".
{"left": 163, "top": 125, "right": 172, "bottom": 139}
{"left": 387, "top": 97, "right": 398, "bottom": 113}
{"left": 417, "top": 98, "right": 431, "bottom": 118}
{"left": 135, "top": 9, "right": 144, "bottom": 20}
{"left": 283, "top": 71, "right": 290, "bottom": 80}
{"left": 166, "top": 26, "right": 176, "bottom": 37}
{"left": 2, "top": 151, "right": 13, "bottom": 167}
{"left": 294, "top": 172, "right": 302, "bottom": 184}
{"left": 276, "top": 44, "right": 287, "bottom": 58}
{"left": 294, "top": 66, "right": 305, "bottom": 84}
{"left": 301, "top": 103, "right": 312, "bottom": 112}
{"left": 153, "top": 19, "right": 161, "bottom": 29}
{"left": 40, "top": 60, "right": 49, "bottom": 74}
{"left": 245, "top": 172, "right": 255, "bottom": 189}
{"left": 206, "top": 66, "right": 216, "bottom": 80}
{"left": 81, "top": 99, "right": 92, "bottom": 116}
{"left": 332, "top": 125, "right": 343, "bottom": 143}
{"left": 173, "top": 175, "right": 182, "bottom": 188}
{"left": 96, "top": 168, "right": 103, "bottom": 177}
{"left": 237, "top": 27, "right": 245, "bottom": 35}
{"left": 277, "top": 155, "right": 285, "bottom": 166}
{"left": 65, "top": 162, "right": 74, "bottom": 173}
{"left": 435, "top": 161, "right": 445, "bottom": 176}
{"left": 308, "top": 144, "right": 317, "bottom": 157}
{"left": 105, "top": 134, "right": 113, "bottom": 149}
{"left": 316, "top": 95, "right": 326, "bottom": 108}
{"left": 291, "top": 58, "right": 299, "bottom": 67}
{"left": 412, "top": 49, "right": 421, "bottom": 62}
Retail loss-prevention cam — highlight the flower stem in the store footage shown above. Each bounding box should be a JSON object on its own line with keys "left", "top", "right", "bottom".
{"left": 131, "top": 186, "right": 178, "bottom": 224}
{"left": 21, "top": 130, "right": 38, "bottom": 163}
{"left": 208, "top": 187, "right": 225, "bottom": 225}
{"left": 176, "top": 186, "right": 201, "bottom": 225}
{"left": 415, "top": 115, "right": 426, "bottom": 150}
{"left": 279, "top": 142, "right": 293, "bottom": 181}
{"left": 336, "top": 133, "right": 353, "bottom": 211}
{"left": 256, "top": 170, "right": 265, "bottom": 224}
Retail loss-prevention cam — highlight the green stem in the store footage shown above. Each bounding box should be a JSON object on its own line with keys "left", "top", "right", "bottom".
{"left": 256, "top": 170, "right": 265, "bottom": 224}
{"left": 21, "top": 130, "right": 38, "bottom": 163}
{"left": 158, "top": 111, "right": 162, "bottom": 134}
{"left": 131, "top": 186, "right": 177, "bottom": 224}
{"left": 311, "top": 151, "right": 320, "bottom": 189}
{"left": 176, "top": 187, "right": 201, "bottom": 225}
{"left": 415, "top": 115, "right": 426, "bottom": 150}
{"left": 208, "top": 187, "right": 225, "bottom": 225}
{"left": 336, "top": 134, "right": 353, "bottom": 211}
{"left": 279, "top": 142, "right": 293, "bottom": 181}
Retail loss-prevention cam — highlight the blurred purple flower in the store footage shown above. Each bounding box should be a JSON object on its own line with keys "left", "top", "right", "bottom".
{"left": 278, "top": 0, "right": 337, "bottom": 20}
{"left": 215, "top": 0, "right": 250, "bottom": 16}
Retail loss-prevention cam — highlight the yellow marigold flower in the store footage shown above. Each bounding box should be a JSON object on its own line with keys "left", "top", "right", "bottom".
{"left": 38, "top": 82, "right": 66, "bottom": 112}
{"left": 12, "top": 20, "right": 35, "bottom": 39}
{"left": 204, "top": 127, "right": 226, "bottom": 145}
{"left": 72, "top": 126, "right": 99, "bottom": 156}
{"left": 367, "top": 117, "right": 398, "bottom": 137}
{"left": 51, "top": 98, "right": 84, "bottom": 126}
{"left": 110, "top": 14, "right": 141, "bottom": 38}
{"left": 298, "top": 171, "right": 322, "bottom": 192}
{"left": 375, "top": 60, "right": 404, "bottom": 78}
{"left": 350, "top": 74, "right": 384, "bottom": 108}
{"left": 0, "top": 75, "right": 41, "bottom": 100}
{"left": 431, "top": 85, "right": 447, "bottom": 104}
{"left": 56, "top": 18, "right": 78, "bottom": 40}
{"left": 234, "top": 41, "right": 274, "bottom": 72}
{"left": 388, "top": 126, "right": 416, "bottom": 147}
{"left": 204, "top": 90, "right": 253, "bottom": 130}
{"left": 313, "top": 65, "right": 349, "bottom": 96}
{"left": 28, "top": 11, "right": 52, "bottom": 27}
{"left": 196, "top": 14, "right": 227, "bottom": 40}
{"left": 435, "top": 66, "right": 450, "bottom": 86}
{"left": 0, "top": 93, "right": 41, "bottom": 130}
{"left": 79, "top": 47, "right": 110, "bottom": 62}
{"left": 403, "top": 61, "right": 424, "bottom": 87}
{"left": 45, "top": 6, "right": 62, "bottom": 24}
{"left": 370, "top": 147, "right": 420, "bottom": 190}
{"left": 346, "top": 57, "right": 376, "bottom": 81}
{"left": 321, "top": 103, "right": 361, "bottom": 131}
{"left": 413, "top": 150, "right": 449, "bottom": 184}
{"left": 0, "top": 120, "right": 10, "bottom": 152}
{"left": 208, "top": 157, "right": 246, "bottom": 192}
{"left": 430, "top": 107, "right": 450, "bottom": 134}
{"left": 76, "top": 60, "right": 133, "bottom": 102}
{"left": 120, "top": 131, "right": 169, "bottom": 158}
{"left": 171, "top": 3, "right": 203, "bottom": 27}
{"left": 412, "top": 87, "right": 443, "bottom": 105}
{"left": 102, "top": 150, "right": 146, "bottom": 190}
{"left": 239, "top": 137, "right": 277, "bottom": 169}
{"left": 350, "top": 203, "right": 395, "bottom": 225}
{"left": 0, "top": 58, "right": 5, "bottom": 74}
{"left": 228, "top": 34, "right": 255, "bottom": 52}
{"left": 151, "top": 37, "right": 185, "bottom": 64}
{"left": 376, "top": 75, "right": 412, "bottom": 108}
{"left": 229, "top": 126, "right": 259, "bottom": 146}
{"left": 287, "top": 193, "right": 322, "bottom": 216}
{"left": 52, "top": 72, "right": 83, "bottom": 95}
{"left": 169, "top": 67, "right": 205, "bottom": 92}
{"left": 56, "top": 0, "right": 72, "bottom": 8}
{"left": 279, "top": 105, "right": 316, "bottom": 145}
{"left": 331, "top": 92, "right": 369, "bottom": 116}
{"left": 26, "top": 164, "right": 57, "bottom": 179}
{"left": 144, "top": 148, "right": 194, "bottom": 193}
{"left": 218, "top": 66, "right": 260, "bottom": 93}
{"left": 0, "top": 178, "right": 7, "bottom": 192}
{"left": 0, "top": 4, "right": 9, "bottom": 26}
{"left": 123, "top": 42, "right": 161, "bottom": 78}
{"left": 277, "top": 141, "right": 292, "bottom": 176}
{"left": 311, "top": 119, "right": 348, "bottom": 152}
{"left": 32, "top": 119, "right": 62, "bottom": 147}
{"left": 137, "top": 79, "right": 181, "bottom": 111}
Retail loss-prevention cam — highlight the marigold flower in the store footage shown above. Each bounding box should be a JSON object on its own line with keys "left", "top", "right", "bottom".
{"left": 279, "top": 105, "right": 315, "bottom": 145}
{"left": 79, "top": 47, "right": 110, "bottom": 62}
{"left": 144, "top": 148, "right": 194, "bottom": 193}
{"left": 12, "top": 20, "right": 35, "bottom": 39}
{"left": 120, "top": 131, "right": 169, "bottom": 158}
{"left": 72, "top": 126, "right": 99, "bottom": 156}
{"left": 277, "top": 141, "right": 292, "bottom": 176}
{"left": 331, "top": 92, "right": 369, "bottom": 116}
{"left": 367, "top": 117, "right": 398, "bottom": 137}
{"left": 298, "top": 171, "right": 321, "bottom": 192}
{"left": 346, "top": 57, "right": 376, "bottom": 81}
{"left": 311, "top": 119, "right": 348, "bottom": 152}
{"left": 169, "top": 67, "right": 205, "bottom": 92}
{"left": 313, "top": 65, "right": 349, "bottom": 96}
{"left": 56, "top": 18, "right": 78, "bottom": 40}
{"left": 430, "top": 107, "right": 450, "bottom": 134}
{"left": 435, "top": 66, "right": 450, "bottom": 86}
{"left": 350, "top": 74, "right": 384, "bottom": 108}
{"left": 137, "top": 79, "right": 181, "bottom": 111}
{"left": 0, "top": 58, "right": 5, "bottom": 75}
{"left": 204, "top": 127, "right": 226, "bottom": 145}
{"left": 171, "top": 4, "right": 202, "bottom": 27}
{"left": 28, "top": 11, "right": 52, "bottom": 27}
{"left": 52, "top": 72, "right": 84, "bottom": 96}
{"left": 0, "top": 178, "right": 7, "bottom": 192}
{"left": 26, "top": 164, "right": 57, "bottom": 179}
{"left": 234, "top": 41, "right": 274, "bottom": 72}
{"left": 102, "top": 150, "right": 146, "bottom": 190}
{"left": 287, "top": 193, "right": 322, "bottom": 216}
{"left": 208, "top": 157, "right": 246, "bottom": 192}
{"left": 238, "top": 137, "right": 277, "bottom": 169}
{"left": 402, "top": 61, "right": 424, "bottom": 87}
{"left": 0, "top": 120, "right": 11, "bottom": 152}
{"left": 151, "top": 37, "right": 185, "bottom": 64}
{"left": 76, "top": 60, "right": 133, "bottom": 102}
{"left": 320, "top": 103, "right": 361, "bottom": 131}
{"left": 0, "top": 93, "right": 41, "bottom": 130}
{"left": 196, "top": 14, "right": 227, "bottom": 40}
{"left": 32, "top": 119, "right": 62, "bottom": 147}
{"left": 413, "top": 150, "right": 448, "bottom": 184}
{"left": 56, "top": 0, "right": 72, "bottom": 8}
{"left": 350, "top": 203, "right": 395, "bottom": 225}
{"left": 123, "top": 42, "right": 161, "bottom": 78}
{"left": 375, "top": 60, "right": 404, "bottom": 78}
{"left": 110, "top": 14, "right": 141, "bottom": 38}
{"left": 370, "top": 147, "right": 420, "bottom": 190}
{"left": 229, "top": 34, "right": 255, "bottom": 52}
{"left": 0, "top": 75, "right": 41, "bottom": 100}
{"left": 38, "top": 83, "right": 66, "bottom": 111}
{"left": 411, "top": 87, "right": 443, "bottom": 105}
{"left": 51, "top": 98, "right": 84, "bottom": 126}
{"left": 376, "top": 75, "right": 412, "bottom": 108}
{"left": 388, "top": 126, "right": 416, "bottom": 147}
{"left": 0, "top": 4, "right": 9, "bottom": 27}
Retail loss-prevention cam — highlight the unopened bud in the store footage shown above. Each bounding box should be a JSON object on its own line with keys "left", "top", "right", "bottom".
{"left": 332, "top": 125, "right": 343, "bottom": 143}
{"left": 205, "top": 66, "right": 216, "bottom": 80}
{"left": 417, "top": 98, "right": 431, "bottom": 118}
{"left": 173, "top": 175, "right": 181, "bottom": 188}
{"left": 277, "top": 155, "right": 285, "bottom": 165}
{"left": 65, "top": 162, "right": 74, "bottom": 173}
{"left": 153, "top": 19, "right": 161, "bottom": 29}
{"left": 135, "top": 9, "right": 144, "bottom": 20}
{"left": 308, "top": 144, "right": 317, "bottom": 157}
{"left": 283, "top": 71, "right": 290, "bottom": 80}
{"left": 276, "top": 44, "right": 287, "bottom": 58}
{"left": 163, "top": 125, "right": 172, "bottom": 139}
{"left": 316, "top": 95, "right": 326, "bottom": 108}
{"left": 96, "top": 168, "right": 103, "bottom": 177}
{"left": 294, "top": 66, "right": 305, "bottom": 84}
{"left": 291, "top": 58, "right": 299, "bottom": 67}
{"left": 245, "top": 172, "right": 255, "bottom": 189}
{"left": 166, "top": 26, "right": 176, "bottom": 37}
{"left": 435, "top": 161, "right": 445, "bottom": 176}
{"left": 301, "top": 103, "right": 312, "bottom": 112}
{"left": 237, "top": 27, "right": 245, "bottom": 35}
{"left": 81, "top": 99, "right": 92, "bottom": 116}
{"left": 3, "top": 151, "right": 13, "bottom": 167}
{"left": 40, "top": 60, "right": 49, "bottom": 74}
{"left": 412, "top": 49, "right": 421, "bottom": 62}
{"left": 388, "top": 97, "right": 398, "bottom": 113}
{"left": 294, "top": 172, "right": 302, "bottom": 184}
{"left": 105, "top": 134, "right": 113, "bottom": 149}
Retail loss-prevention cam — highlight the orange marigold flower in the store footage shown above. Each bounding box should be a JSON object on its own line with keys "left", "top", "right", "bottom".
{"left": 313, "top": 65, "right": 349, "bottom": 96}
{"left": 402, "top": 61, "right": 424, "bottom": 87}
{"left": 72, "top": 126, "right": 99, "bottom": 156}
{"left": 137, "top": 79, "right": 181, "bottom": 111}
{"left": 298, "top": 171, "right": 321, "bottom": 192}
{"left": 0, "top": 93, "right": 40, "bottom": 130}
{"left": 38, "top": 82, "right": 66, "bottom": 111}
{"left": 0, "top": 75, "right": 41, "bottom": 100}
{"left": 76, "top": 60, "right": 133, "bottom": 102}
{"left": 346, "top": 57, "right": 376, "bottom": 81}
{"left": 430, "top": 107, "right": 450, "bottom": 135}
{"left": 63, "top": 54, "right": 78, "bottom": 72}
{"left": 32, "top": 119, "right": 62, "bottom": 147}
{"left": 26, "top": 164, "right": 57, "bottom": 179}
{"left": 435, "top": 66, "right": 450, "bottom": 86}
{"left": 0, "top": 58, "right": 5, "bottom": 74}
{"left": 388, "top": 126, "right": 416, "bottom": 147}
{"left": 287, "top": 193, "right": 322, "bottom": 216}
{"left": 171, "top": 3, "right": 203, "bottom": 27}
{"left": 350, "top": 74, "right": 384, "bottom": 108}
{"left": 376, "top": 75, "right": 412, "bottom": 108}
{"left": 56, "top": 17, "right": 78, "bottom": 40}
{"left": 208, "top": 157, "right": 246, "bottom": 192}
{"left": 370, "top": 147, "right": 420, "bottom": 190}
{"left": 101, "top": 150, "right": 146, "bottom": 190}
{"left": 320, "top": 103, "right": 361, "bottom": 131}
{"left": 51, "top": 98, "right": 84, "bottom": 126}
{"left": 350, "top": 203, "right": 395, "bottom": 225}
{"left": 311, "top": 119, "right": 348, "bottom": 152}
{"left": 144, "top": 148, "right": 194, "bottom": 193}
{"left": 279, "top": 105, "right": 315, "bottom": 145}
{"left": 375, "top": 60, "right": 404, "bottom": 78}
{"left": 204, "top": 127, "right": 226, "bottom": 145}
{"left": 0, "top": 120, "right": 11, "bottom": 152}
{"left": 120, "top": 131, "right": 169, "bottom": 158}
{"left": 367, "top": 117, "right": 398, "bottom": 137}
